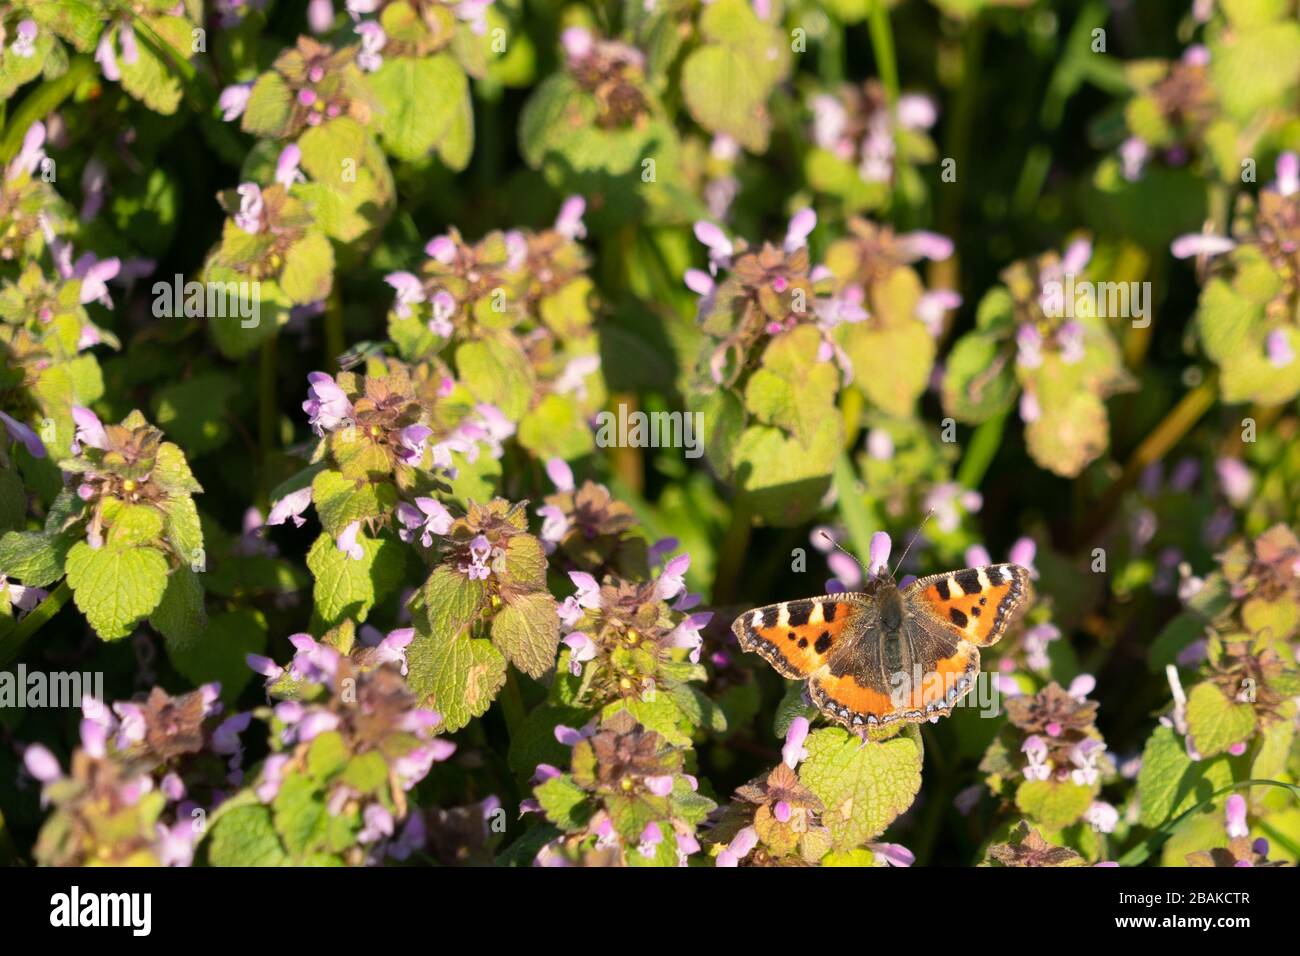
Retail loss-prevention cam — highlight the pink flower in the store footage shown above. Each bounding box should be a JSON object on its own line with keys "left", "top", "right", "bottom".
{"left": 783, "top": 208, "right": 816, "bottom": 251}
{"left": 667, "top": 612, "right": 713, "bottom": 664}
{"left": 234, "top": 183, "right": 264, "bottom": 234}
{"left": 0, "top": 410, "right": 46, "bottom": 459}
{"left": 267, "top": 485, "right": 313, "bottom": 528}
{"left": 563, "top": 632, "right": 597, "bottom": 675}
{"left": 896, "top": 230, "right": 953, "bottom": 262}
{"left": 1225, "top": 794, "right": 1249, "bottom": 838}
{"left": 302, "top": 371, "right": 353, "bottom": 435}
{"left": 355, "top": 21, "right": 386, "bottom": 72}
{"left": 782, "top": 716, "right": 810, "bottom": 769}
{"left": 1170, "top": 233, "right": 1235, "bottom": 259}
{"left": 396, "top": 496, "right": 452, "bottom": 547}
{"left": 6, "top": 122, "right": 46, "bottom": 181}
{"left": 716, "top": 826, "right": 758, "bottom": 867}
{"left": 23, "top": 743, "right": 61, "bottom": 784}
{"left": 336, "top": 521, "right": 365, "bottom": 560}
{"left": 218, "top": 83, "right": 252, "bottom": 122}
{"left": 653, "top": 553, "right": 690, "bottom": 601}
{"left": 555, "top": 195, "right": 587, "bottom": 240}
{"left": 71, "top": 405, "right": 108, "bottom": 452}
{"left": 275, "top": 144, "right": 304, "bottom": 190}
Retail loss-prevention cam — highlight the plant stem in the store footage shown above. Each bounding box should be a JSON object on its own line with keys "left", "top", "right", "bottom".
{"left": 956, "top": 411, "right": 1006, "bottom": 490}
{"left": 0, "top": 580, "right": 72, "bottom": 669}
{"left": 0, "top": 57, "right": 95, "bottom": 162}
{"left": 867, "top": 1, "right": 899, "bottom": 104}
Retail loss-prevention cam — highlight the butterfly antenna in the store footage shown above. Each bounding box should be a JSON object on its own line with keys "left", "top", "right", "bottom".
{"left": 818, "top": 530, "right": 868, "bottom": 573}
{"left": 891, "top": 509, "right": 935, "bottom": 577}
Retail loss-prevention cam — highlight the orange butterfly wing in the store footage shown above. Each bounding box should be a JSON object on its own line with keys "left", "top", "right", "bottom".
{"left": 731, "top": 596, "right": 863, "bottom": 680}
{"left": 906, "top": 564, "right": 1031, "bottom": 647}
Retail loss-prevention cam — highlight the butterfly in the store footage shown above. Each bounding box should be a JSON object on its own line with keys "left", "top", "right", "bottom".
{"left": 733, "top": 561, "right": 1031, "bottom": 732}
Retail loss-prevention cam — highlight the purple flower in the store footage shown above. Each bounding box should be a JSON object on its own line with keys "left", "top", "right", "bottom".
{"left": 1068, "top": 673, "right": 1096, "bottom": 701}
{"left": 1022, "top": 735, "right": 1051, "bottom": 781}
{"left": 1225, "top": 794, "right": 1249, "bottom": 838}
{"left": 1086, "top": 801, "right": 1119, "bottom": 834}
{"left": 275, "top": 144, "right": 304, "bottom": 190}
{"left": 644, "top": 775, "right": 674, "bottom": 797}
{"left": 11, "top": 19, "right": 37, "bottom": 58}
{"left": 1016, "top": 324, "right": 1043, "bottom": 369}
{"left": 0, "top": 410, "right": 46, "bottom": 459}
{"left": 71, "top": 405, "right": 108, "bottom": 452}
{"left": 716, "top": 826, "right": 758, "bottom": 867}
{"left": 72, "top": 254, "right": 120, "bottom": 308}
{"left": 395, "top": 424, "right": 432, "bottom": 465}
{"left": 536, "top": 504, "right": 570, "bottom": 552}
{"left": 693, "top": 220, "right": 734, "bottom": 272}
{"left": 924, "top": 482, "right": 982, "bottom": 533}
{"left": 562, "top": 632, "right": 597, "bottom": 675}
{"left": 637, "top": 821, "right": 663, "bottom": 858}
{"left": 1170, "top": 233, "right": 1235, "bottom": 259}
{"left": 667, "top": 612, "right": 713, "bottom": 664}
{"left": 783, "top": 208, "right": 816, "bottom": 252}
{"left": 267, "top": 485, "right": 313, "bottom": 528}
{"left": 355, "top": 21, "right": 386, "bottom": 72}
{"left": 396, "top": 496, "right": 452, "bottom": 547}
{"left": 915, "top": 289, "right": 960, "bottom": 336}
{"left": 460, "top": 534, "right": 493, "bottom": 580}
{"left": 545, "top": 457, "right": 575, "bottom": 493}
{"left": 869, "top": 842, "right": 915, "bottom": 866}
{"left": 6, "top": 121, "right": 45, "bottom": 182}
{"left": 568, "top": 571, "right": 602, "bottom": 610}
{"left": 1215, "top": 457, "right": 1253, "bottom": 507}
{"left": 23, "top": 743, "right": 61, "bottom": 784}
{"left": 246, "top": 653, "right": 284, "bottom": 681}
{"left": 1069, "top": 738, "right": 1105, "bottom": 786}
{"left": 1120, "top": 136, "right": 1148, "bottom": 181}
{"left": 358, "top": 803, "right": 395, "bottom": 843}
{"left": 828, "top": 550, "right": 862, "bottom": 589}
{"left": 302, "top": 371, "right": 353, "bottom": 435}
{"left": 1058, "top": 320, "right": 1085, "bottom": 364}
{"left": 684, "top": 269, "right": 715, "bottom": 296}
{"left": 554, "top": 195, "right": 587, "bottom": 240}
{"left": 218, "top": 83, "right": 252, "bottom": 122}
{"left": 234, "top": 183, "right": 264, "bottom": 234}
{"left": 896, "top": 93, "right": 937, "bottom": 130}
{"left": 561, "top": 26, "right": 594, "bottom": 62}
{"left": 896, "top": 230, "right": 953, "bottom": 262}
{"left": 868, "top": 532, "right": 891, "bottom": 574}
{"left": 385, "top": 271, "right": 425, "bottom": 318}
{"left": 425, "top": 234, "right": 457, "bottom": 263}
{"left": 653, "top": 553, "right": 690, "bottom": 601}
{"left": 307, "top": 0, "right": 335, "bottom": 32}
{"left": 1266, "top": 329, "right": 1295, "bottom": 368}
{"left": 1008, "top": 537, "right": 1037, "bottom": 574}
{"left": 427, "top": 290, "right": 456, "bottom": 338}
{"left": 782, "top": 716, "right": 810, "bottom": 769}
{"left": 336, "top": 521, "right": 365, "bottom": 560}
{"left": 1274, "top": 151, "right": 1300, "bottom": 197}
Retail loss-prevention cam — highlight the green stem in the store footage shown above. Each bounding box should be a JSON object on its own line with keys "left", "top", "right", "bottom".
{"left": 1117, "top": 779, "right": 1300, "bottom": 866}
{"left": 833, "top": 453, "right": 879, "bottom": 560}
{"left": 0, "top": 57, "right": 95, "bottom": 162}
{"left": 0, "top": 580, "right": 72, "bottom": 669}
{"left": 955, "top": 412, "right": 1006, "bottom": 491}
{"left": 866, "top": 1, "right": 899, "bottom": 104}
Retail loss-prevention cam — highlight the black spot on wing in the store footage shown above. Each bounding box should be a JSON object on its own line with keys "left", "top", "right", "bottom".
{"left": 954, "top": 569, "right": 982, "bottom": 596}
{"left": 823, "top": 602, "right": 839, "bottom": 622}
{"left": 786, "top": 603, "right": 812, "bottom": 627}
{"left": 761, "top": 606, "right": 780, "bottom": 628}
{"left": 814, "top": 631, "right": 832, "bottom": 654}
{"left": 949, "top": 607, "right": 968, "bottom": 628}
{"left": 934, "top": 577, "right": 951, "bottom": 600}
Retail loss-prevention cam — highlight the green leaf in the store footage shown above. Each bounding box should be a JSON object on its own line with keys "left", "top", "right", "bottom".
{"left": 1186, "top": 681, "right": 1257, "bottom": 758}
{"left": 369, "top": 54, "right": 473, "bottom": 166}
{"left": 64, "top": 541, "right": 169, "bottom": 640}
{"left": 744, "top": 325, "right": 840, "bottom": 447}
{"left": 0, "top": 530, "right": 70, "bottom": 587}
{"left": 535, "top": 774, "right": 591, "bottom": 830}
{"left": 118, "top": 16, "right": 191, "bottom": 114}
{"left": 149, "top": 565, "right": 207, "bottom": 648}
{"left": 941, "top": 331, "right": 1017, "bottom": 423}
{"left": 306, "top": 531, "right": 404, "bottom": 626}
{"left": 279, "top": 231, "right": 335, "bottom": 305}
{"left": 205, "top": 804, "right": 289, "bottom": 866}
{"left": 517, "top": 394, "right": 595, "bottom": 460}
{"left": 273, "top": 775, "right": 330, "bottom": 858}
{"left": 1014, "top": 779, "right": 1096, "bottom": 829}
{"left": 455, "top": 336, "right": 534, "bottom": 421}
{"left": 406, "top": 621, "right": 507, "bottom": 732}
{"left": 1136, "top": 724, "right": 1235, "bottom": 828}
{"left": 799, "top": 727, "right": 923, "bottom": 849}
{"left": 492, "top": 591, "right": 561, "bottom": 679}
{"left": 242, "top": 71, "right": 294, "bottom": 138}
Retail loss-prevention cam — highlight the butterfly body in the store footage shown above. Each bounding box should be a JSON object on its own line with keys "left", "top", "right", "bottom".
{"left": 733, "top": 564, "right": 1031, "bottom": 732}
